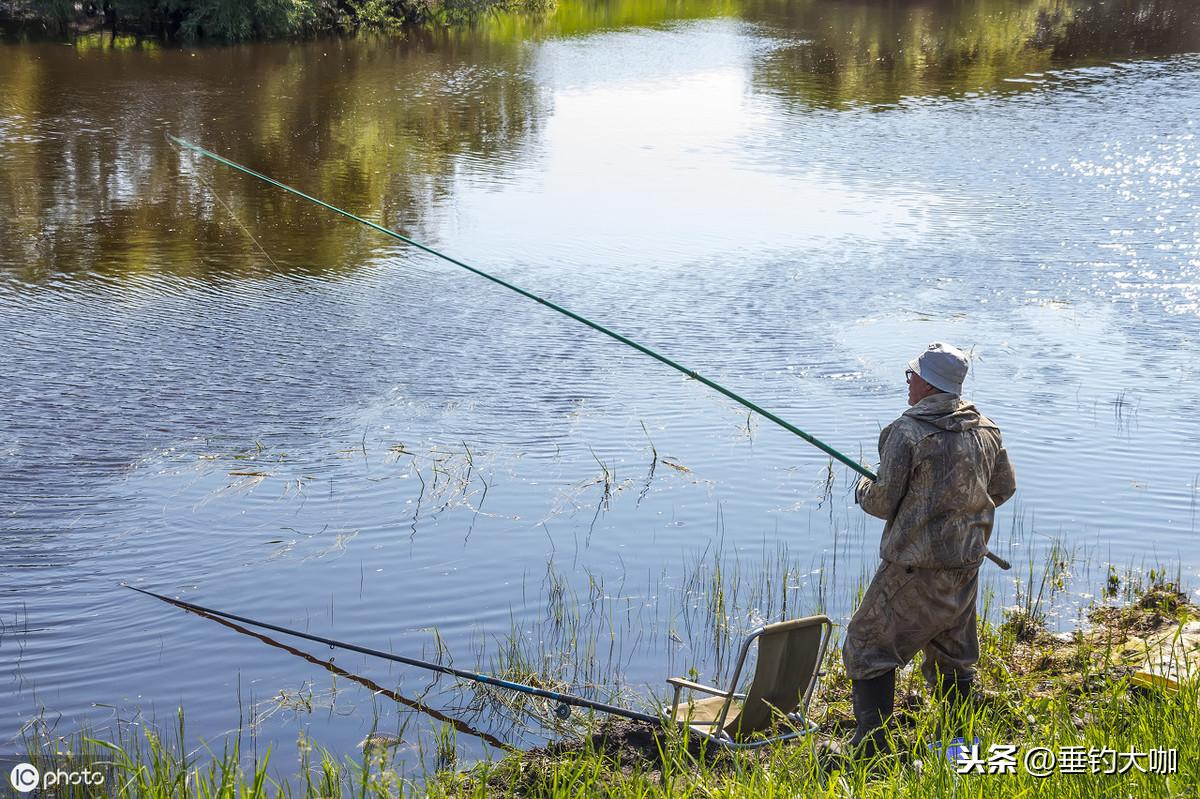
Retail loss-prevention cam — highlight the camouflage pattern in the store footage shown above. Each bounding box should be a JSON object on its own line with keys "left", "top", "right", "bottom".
{"left": 842, "top": 560, "right": 980, "bottom": 681}
{"left": 843, "top": 393, "right": 1016, "bottom": 682}
{"left": 855, "top": 393, "right": 1016, "bottom": 569}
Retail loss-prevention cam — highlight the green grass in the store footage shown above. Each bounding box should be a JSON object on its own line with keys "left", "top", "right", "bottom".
{"left": 27, "top": 674, "right": 1199, "bottom": 797}
{"left": 25, "top": 578, "right": 1199, "bottom": 796}
{"left": 427, "top": 581, "right": 1200, "bottom": 798}
{"left": 21, "top": 526, "right": 1200, "bottom": 797}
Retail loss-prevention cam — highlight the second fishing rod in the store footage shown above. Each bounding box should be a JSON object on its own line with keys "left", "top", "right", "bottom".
{"left": 126, "top": 584, "right": 658, "bottom": 724}
{"left": 168, "top": 135, "right": 1010, "bottom": 571}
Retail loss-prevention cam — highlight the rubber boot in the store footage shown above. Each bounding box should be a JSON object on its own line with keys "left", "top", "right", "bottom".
{"left": 946, "top": 675, "right": 974, "bottom": 707}
{"left": 936, "top": 673, "right": 976, "bottom": 739}
{"left": 849, "top": 669, "right": 896, "bottom": 758}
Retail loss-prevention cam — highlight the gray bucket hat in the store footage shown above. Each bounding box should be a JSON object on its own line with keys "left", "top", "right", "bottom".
{"left": 908, "top": 342, "right": 968, "bottom": 395}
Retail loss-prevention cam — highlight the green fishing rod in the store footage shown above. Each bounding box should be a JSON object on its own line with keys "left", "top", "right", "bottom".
{"left": 166, "top": 135, "right": 864, "bottom": 472}
{"left": 169, "top": 136, "right": 1010, "bottom": 571}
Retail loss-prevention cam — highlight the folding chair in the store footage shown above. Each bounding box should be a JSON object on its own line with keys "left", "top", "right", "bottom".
{"left": 666, "top": 614, "right": 832, "bottom": 748}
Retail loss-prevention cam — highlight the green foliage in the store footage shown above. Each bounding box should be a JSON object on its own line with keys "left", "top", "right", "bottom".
{"left": 26, "top": 0, "right": 75, "bottom": 32}
{"left": 345, "top": 0, "right": 424, "bottom": 28}
{"left": 163, "top": 0, "right": 294, "bottom": 41}
{"left": 6, "top": 0, "right": 535, "bottom": 39}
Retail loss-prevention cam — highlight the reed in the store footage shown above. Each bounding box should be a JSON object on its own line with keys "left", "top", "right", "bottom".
{"left": 25, "top": 533, "right": 1198, "bottom": 797}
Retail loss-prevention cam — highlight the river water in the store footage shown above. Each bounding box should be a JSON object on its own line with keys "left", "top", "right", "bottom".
{"left": 2, "top": 0, "right": 1199, "bottom": 777}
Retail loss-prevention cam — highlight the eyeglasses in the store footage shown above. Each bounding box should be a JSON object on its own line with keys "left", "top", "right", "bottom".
{"left": 905, "top": 369, "right": 915, "bottom": 384}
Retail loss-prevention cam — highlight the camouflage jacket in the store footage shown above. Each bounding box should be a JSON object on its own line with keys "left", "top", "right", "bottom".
{"left": 856, "top": 393, "right": 1016, "bottom": 569}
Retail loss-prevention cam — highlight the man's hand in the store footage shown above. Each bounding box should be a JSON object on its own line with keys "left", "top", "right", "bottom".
{"left": 854, "top": 476, "right": 873, "bottom": 505}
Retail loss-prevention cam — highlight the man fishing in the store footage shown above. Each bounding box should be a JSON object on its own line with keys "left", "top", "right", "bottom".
{"left": 171, "top": 139, "right": 1020, "bottom": 755}
{"left": 842, "top": 342, "right": 1016, "bottom": 757}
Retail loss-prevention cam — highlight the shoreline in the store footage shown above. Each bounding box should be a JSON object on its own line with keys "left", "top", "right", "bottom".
{"left": 19, "top": 573, "right": 1199, "bottom": 796}
{"left": 428, "top": 575, "right": 1199, "bottom": 796}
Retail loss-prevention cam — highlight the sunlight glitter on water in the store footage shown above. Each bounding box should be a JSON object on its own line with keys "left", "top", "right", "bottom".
{"left": 2, "top": 0, "right": 1200, "bottom": 775}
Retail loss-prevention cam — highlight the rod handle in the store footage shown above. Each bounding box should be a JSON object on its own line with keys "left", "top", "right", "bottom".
{"left": 985, "top": 550, "right": 1011, "bottom": 570}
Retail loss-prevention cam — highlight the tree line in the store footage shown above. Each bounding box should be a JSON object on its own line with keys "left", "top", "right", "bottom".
{"left": 4, "top": 0, "right": 549, "bottom": 40}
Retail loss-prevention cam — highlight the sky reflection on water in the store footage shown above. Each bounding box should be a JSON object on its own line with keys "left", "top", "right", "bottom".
{"left": 2, "top": 0, "right": 1199, "bottom": 775}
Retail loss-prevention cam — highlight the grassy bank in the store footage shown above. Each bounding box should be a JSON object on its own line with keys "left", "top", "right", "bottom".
{"left": 424, "top": 575, "right": 1200, "bottom": 798}
{"left": 2, "top": 0, "right": 554, "bottom": 41}
{"left": 22, "top": 570, "right": 1200, "bottom": 796}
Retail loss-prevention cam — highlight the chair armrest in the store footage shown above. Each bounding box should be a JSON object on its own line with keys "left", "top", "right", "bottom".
{"left": 665, "top": 678, "right": 732, "bottom": 697}
{"left": 667, "top": 677, "right": 734, "bottom": 722}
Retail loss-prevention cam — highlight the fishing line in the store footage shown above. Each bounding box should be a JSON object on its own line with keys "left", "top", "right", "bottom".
{"left": 167, "top": 136, "right": 1011, "bottom": 571}
{"left": 166, "top": 134, "right": 281, "bottom": 271}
